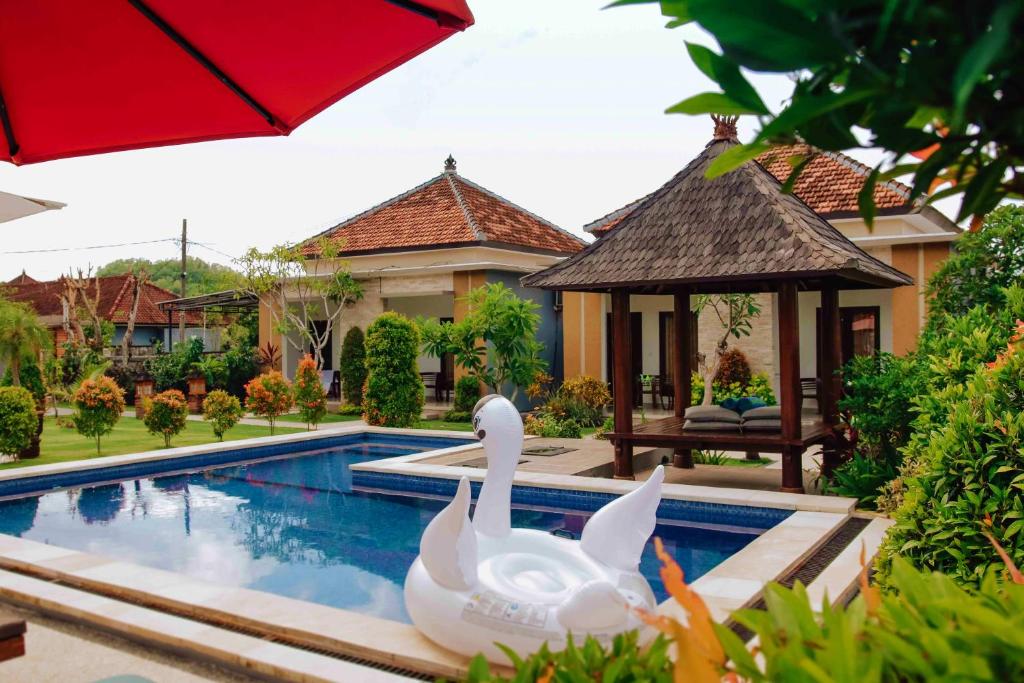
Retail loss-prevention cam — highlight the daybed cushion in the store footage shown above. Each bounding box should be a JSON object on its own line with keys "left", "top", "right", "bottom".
{"left": 720, "top": 396, "right": 767, "bottom": 414}
{"left": 683, "top": 405, "right": 742, "bottom": 423}
{"left": 684, "top": 420, "right": 742, "bottom": 431}
{"left": 742, "top": 419, "right": 782, "bottom": 431}
{"left": 741, "top": 405, "right": 781, "bottom": 421}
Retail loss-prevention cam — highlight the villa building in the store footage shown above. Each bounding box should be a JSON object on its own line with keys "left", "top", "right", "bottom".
{"left": 558, "top": 144, "right": 961, "bottom": 401}
{"left": 264, "top": 156, "right": 585, "bottom": 394}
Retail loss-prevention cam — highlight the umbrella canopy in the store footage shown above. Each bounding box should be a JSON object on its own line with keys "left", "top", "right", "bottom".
{"left": 0, "top": 1, "right": 474, "bottom": 165}
{"left": 0, "top": 189, "right": 64, "bottom": 223}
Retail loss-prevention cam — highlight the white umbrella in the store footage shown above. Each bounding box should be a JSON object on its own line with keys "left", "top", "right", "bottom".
{"left": 0, "top": 189, "right": 64, "bottom": 224}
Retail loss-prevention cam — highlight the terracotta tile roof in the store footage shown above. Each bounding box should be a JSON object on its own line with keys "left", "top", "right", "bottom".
{"left": 587, "top": 143, "right": 916, "bottom": 236}
{"left": 302, "top": 165, "right": 585, "bottom": 257}
{"left": 6, "top": 275, "right": 199, "bottom": 326}
{"left": 523, "top": 138, "right": 913, "bottom": 294}
{"left": 5, "top": 271, "right": 38, "bottom": 286}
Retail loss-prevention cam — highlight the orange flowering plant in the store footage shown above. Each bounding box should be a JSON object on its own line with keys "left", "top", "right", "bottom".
{"left": 245, "top": 370, "right": 293, "bottom": 435}
{"left": 293, "top": 355, "right": 327, "bottom": 430}
{"left": 73, "top": 376, "right": 125, "bottom": 454}
{"left": 143, "top": 389, "right": 188, "bottom": 448}
{"left": 202, "top": 389, "right": 243, "bottom": 441}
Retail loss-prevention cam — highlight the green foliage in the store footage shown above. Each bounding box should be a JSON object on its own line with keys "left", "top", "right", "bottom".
{"left": 339, "top": 326, "right": 367, "bottom": 407}
{"left": 538, "top": 394, "right": 603, "bottom": 428}
{"left": 877, "top": 320, "right": 1024, "bottom": 589}
{"left": 143, "top": 389, "right": 189, "bottom": 448}
{"left": 97, "top": 256, "right": 243, "bottom": 296}
{"left": 244, "top": 371, "right": 294, "bottom": 435}
{"left": 558, "top": 376, "right": 611, "bottom": 413}
{"left": 927, "top": 205, "right": 1024, "bottom": 320}
{"left": 441, "top": 410, "right": 472, "bottom": 423}
{"left": 594, "top": 415, "right": 615, "bottom": 440}
{"left": 453, "top": 375, "right": 482, "bottom": 413}
{"left": 363, "top": 313, "right": 424, "bottom": 428}
{"left": 0, "top": 386, "right": 38, "bottom": 455}
{"left": 147, "top": 337, "right": 204, "bottom": 392}
{"left": 337, "top": 403, "right": 364, "bottom": 416}
{"left": 713, "top": 347, "right": 751, "bottom": 387}
{"left": 0, "top": 300, "right": 51, "bottom": 388}
{"left": 691, "top": 371, "right": 775, "bottom": 406}
{"left": 420, "top": 283, "right": 546, "bottom": 401}
{"left": 294, "top": 355, "right": 328, "bottom": 430}
{"left": 202, "top": 389, "right": 243, "bottom": 441}
{"left": 825, "top": 451, "right": 899, "bottom": 509}
{"left": 464, "top": 631, "right": 672, "bottom": 683}
{"left": 73, "top": 376, "right": 125, "bottom": 454}
{"left": 693, "top": 449, "right": 729, "bottom": 466}
{"left": 524, "top": 414, "right": 582, "bottom": 439}
{"left": 2, "top": 361, "right": 46, "bottom": 403}
{"left": 102, "top": 364, "right": 136, "bottom": 404}
{"left": 617, "top": 1, "right": 1024, "bottom": 223}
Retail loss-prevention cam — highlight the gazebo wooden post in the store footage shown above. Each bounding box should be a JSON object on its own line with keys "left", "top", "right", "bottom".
{"left": 777, "top": 281, "right": 804, "bottom": 493}
{"left": 611, "top": 289, "right": 634, "bottom": 479}
{"left": 819, "top": 285, "right": 843, "bottom": 477}
{"left": 672, "top": 287, "right": 693, "bottom": 468}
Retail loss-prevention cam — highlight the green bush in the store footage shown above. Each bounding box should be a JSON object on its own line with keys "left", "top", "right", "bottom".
{"left": 143, "top": 389, "right": 188, "bottom": 448}
{"left": 102, "top": 364, "right": 136, "bottom": 404}
{"left": 363, "top": 313, "right": 424, "bottom": 427}
{"left": 338, "top": 403, "right": 363, "bottom": 416}
{"left": 825, "top": 451, "right": 899, "bottom": 509}
{"left": 453, "top": 375, "right": 481, "bottom": 413}
{"left": 340, "top": 326, "right": 367, "bottom": 408}
{"left": 73, "top": 376, "right": 126, "bottom": 454}
{"left": 2, "top": 361, "right": 46, "bottom": 403}
{"left": 524, "top": 414, "right": 582, "bottom": 439}
{"left": 202, "top": 389, "right": 243, "bottom": 441}
{"left": 558, "top": 375, "right": 611, "bottom": 413}
{"left": 147, "top": 337, "right": 204, "bottom": 392}
{"left": 539, "top": 394, "right": 602, "bottom": 427}
{"left": 294, "top": 355, "right": 327, "bottom": 430}
{"left": 442, "top": 410, "right": 473, "bottom": 423}
{"left": 0, "top": 386, "right": 38, "bottom": 456}
{"left": 877, "top": 316, "right": 1024, "bottom": 589}
{"left": 594, "top": 416, "right": 614, "bottom": 440}
{"left": 691, "top": 371, "right": 776, "bottom": 406}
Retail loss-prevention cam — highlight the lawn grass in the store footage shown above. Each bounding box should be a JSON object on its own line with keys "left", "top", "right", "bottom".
{"left": 414, "top": 419, "right": 475, "bottom": 432}
{"left": 701, "top": 456, "right": 773, "bottom": 468}
{"left": 0, "top": 417, "right": 302, "bottom": 471}
{"left": 275, "top": 412, "right": 363, "bottom": 424}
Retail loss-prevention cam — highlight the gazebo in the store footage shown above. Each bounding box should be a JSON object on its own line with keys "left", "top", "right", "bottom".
{"left": 523, "top": 117, "right": 913, "bottom": 493}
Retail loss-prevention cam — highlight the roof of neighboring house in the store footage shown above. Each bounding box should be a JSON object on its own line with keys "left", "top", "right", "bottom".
{"left": 5, "top": 270, "right": 38, "bottom": 286}
{"left": 586, "top": 143, "right": 923, "bottom": 236}
{"left": 301, "top": 157, "right": 586, "bottom": 257}
{"left": 5, "top": 274, "right": 200, "bottom": 326}
{"left": 522, "top": 132, "right": 913, "bottom": 295}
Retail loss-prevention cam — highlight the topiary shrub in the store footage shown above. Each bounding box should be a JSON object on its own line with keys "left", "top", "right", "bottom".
{"left": 144, "top": 389, "right": 188, "bottom": 448}
{"left": 294, "top": 354, "right": 327, "bottom": 430}
{"left": 363, "top": 313, "right": 424, "bottom": 427}
{"left": 453, "top": 375, "right": 481, "bottom": 413}
{"left": 245, "top": 370, "right": 293, "bottom": 435}
{"left": 73, "top": 376, "right": 126, "bottom": 455}
{"left": 340, "top": 326, "right": 367, "bottom": 409}
{"left": 0, "top": 386, "right": 38, "bottom": 456}
{"left": 202, "top": 389, "right": 243, "bottom": 441}
{"left": 713, "top": 347, "right": 752, "bottom": 387}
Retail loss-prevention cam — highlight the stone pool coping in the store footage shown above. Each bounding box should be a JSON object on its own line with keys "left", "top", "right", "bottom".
{"left": 0, "top": 427, "right": 867, "bottom": 679}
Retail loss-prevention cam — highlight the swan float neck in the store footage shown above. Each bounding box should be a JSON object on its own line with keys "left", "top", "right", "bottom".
{"left": 469, "top": 394, "right": 521, "bottom": 538}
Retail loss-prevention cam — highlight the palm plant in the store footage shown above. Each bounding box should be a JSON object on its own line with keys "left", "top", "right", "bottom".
{"left": 0, "top": 302, "right": 51, "bottom": 386}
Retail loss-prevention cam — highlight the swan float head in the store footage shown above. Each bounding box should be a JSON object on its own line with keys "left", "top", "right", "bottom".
{"left": 405, "top": 394, "right": 665, "bottom": 663}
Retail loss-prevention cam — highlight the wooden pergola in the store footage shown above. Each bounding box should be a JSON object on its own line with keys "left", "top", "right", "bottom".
{"left": 523, "top": 119, "right": 912, "bottom": 493}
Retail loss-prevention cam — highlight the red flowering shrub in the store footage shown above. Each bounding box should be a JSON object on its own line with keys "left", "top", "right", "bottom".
{"left": 245, "top": 370, "right": 293, "bottom": 435}
{"left": 143, "top": 389, "right": 188, "bottom": 447}
{"left": 73, "top": 376, "right": 126, "bottom": 454}
{"left": 293, "top": 355, "right": 327, "bottom": 430}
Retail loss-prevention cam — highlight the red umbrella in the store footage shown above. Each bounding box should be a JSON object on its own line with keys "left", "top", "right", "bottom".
{"left": 0, "top": 1, "right": 473, "bottom": 165}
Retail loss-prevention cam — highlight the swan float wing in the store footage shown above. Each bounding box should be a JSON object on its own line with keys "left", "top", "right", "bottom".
{"left": 580, "top": 465, "right": 665, "bottom": 571}
{"left": 420, "top": 476, "right": 478, "bottom": 590}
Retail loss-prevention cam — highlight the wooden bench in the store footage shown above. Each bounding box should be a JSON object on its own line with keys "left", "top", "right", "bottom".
{"left": 0, "top": 611, "right": 26, "bottom": 662}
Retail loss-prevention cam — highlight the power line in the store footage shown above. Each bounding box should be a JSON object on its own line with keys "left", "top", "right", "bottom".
{"left": 1, "top": 236, "right": 179, "bottom": 255}
{"left": 191, "top": 241, "right": 239, "bottom": 262}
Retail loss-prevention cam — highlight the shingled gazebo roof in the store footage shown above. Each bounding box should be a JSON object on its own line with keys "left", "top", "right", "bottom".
{"left": 523, "top": 133, "right": 913, "bottom": 295}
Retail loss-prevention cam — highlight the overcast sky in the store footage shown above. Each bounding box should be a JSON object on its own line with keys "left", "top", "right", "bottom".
{"left": 0, "top": 1, "right": 936, "bottom": 282}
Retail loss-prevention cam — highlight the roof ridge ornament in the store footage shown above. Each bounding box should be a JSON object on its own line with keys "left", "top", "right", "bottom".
{"left": 711, "top": 114, "right": 739, "bottom": 141}
{"left": 444, "top": 154, "right": 457, "bottom": 173}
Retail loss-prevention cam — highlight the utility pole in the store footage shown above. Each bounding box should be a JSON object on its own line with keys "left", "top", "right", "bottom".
{"left": 179, "top": 218, "right": 187, "bottom": 344}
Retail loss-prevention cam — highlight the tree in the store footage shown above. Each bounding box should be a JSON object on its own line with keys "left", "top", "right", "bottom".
{"left": 614, "top": 1, "right": 1024, "bottom": 226}
{"left": 120, "top": 270, "right": 149, "bottom": 364}
{"left": 73, "top": 376, "right": 125, "bottom": 455}
{"left": 0, "top": 301, "right": 51, "bottom": 387}
{"left": 339, "top": 326, "right": 367, "bottom": 407}
{"left": 244, "top": 371, "right": 293, "bottom": 435}
{"left": 293, "top": 355, "right": 327, "bottom": 430}
{"left": 694, "top": 294, "right": 760, "bottom": 405}
{"left": 203, "top": 389, "right": 243, "bottom": 441}
{"left": 98, "top": 256, "right": 242, "bottom": 295}
{"left": 926, "top": 204, "right": 1024, "bottom": 320}
{"left": 363, "top": 313, "right": 424, "bottom": 427}
{"left": 237, "top": 238, "right": 362, "bottom": 371}
{"left": 419, "top": 283, "right": 545, "bottom": 402}
{"left": 60, "top": 268, "right": 107, "bottom": 350}
{"left": 143, "top": 389, "right": 188, "bottom": 448}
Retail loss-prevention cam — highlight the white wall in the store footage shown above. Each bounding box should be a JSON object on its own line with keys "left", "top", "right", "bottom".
{"left": 797, "top": 289, "right": 894, "bottom": 378}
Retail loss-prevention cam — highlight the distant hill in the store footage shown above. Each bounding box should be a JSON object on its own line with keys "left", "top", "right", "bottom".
{"left": 97, "top": 256, "right": 242, "bottom": 298}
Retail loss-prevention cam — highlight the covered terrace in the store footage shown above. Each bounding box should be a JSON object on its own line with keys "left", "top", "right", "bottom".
{"left": 523, "top": 117, "right": 912, "bottom": 493}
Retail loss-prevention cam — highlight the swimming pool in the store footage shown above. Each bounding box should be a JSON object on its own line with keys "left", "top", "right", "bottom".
{"left": 0, "top": 432, "right": 773, "bottom": 624}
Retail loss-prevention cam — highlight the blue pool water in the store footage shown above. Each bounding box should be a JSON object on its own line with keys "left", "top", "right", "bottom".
{"left": 0, "top": 433, "right": 766, "bottom": 623}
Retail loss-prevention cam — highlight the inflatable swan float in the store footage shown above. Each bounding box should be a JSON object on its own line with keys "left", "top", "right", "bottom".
{"left": 404, "top": 394, "right": 665, "bottom": 663}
